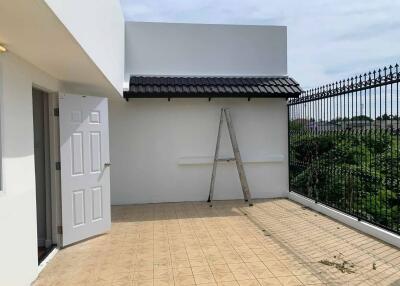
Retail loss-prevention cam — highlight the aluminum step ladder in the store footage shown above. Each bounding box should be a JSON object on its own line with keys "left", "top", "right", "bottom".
{"left": 208, "top": 108, "right": 253, "bottom": 207}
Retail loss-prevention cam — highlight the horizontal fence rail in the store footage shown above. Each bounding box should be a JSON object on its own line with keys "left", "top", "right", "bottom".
{"left": 288, "top": 64, "right": 400, "bottom": 234}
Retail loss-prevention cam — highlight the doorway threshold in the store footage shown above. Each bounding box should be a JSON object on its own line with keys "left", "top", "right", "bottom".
{"left": 38, "top": 246, "right": 58, "bottom": 273}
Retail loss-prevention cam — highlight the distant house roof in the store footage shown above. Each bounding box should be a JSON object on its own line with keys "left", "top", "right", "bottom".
{"left": 124, "top": 76, "right": 302, "bottom": 100}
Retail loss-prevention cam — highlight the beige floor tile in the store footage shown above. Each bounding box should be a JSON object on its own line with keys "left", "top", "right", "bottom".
{"left": 113, "top": 272, "right": 134, "bottom": 281}
{"left": 296, "top": 275, "right": 322, "bottom": 285}
{"left": 190, "top": 259, "right": 209, "bottom": 267}
{"left": 213, "top": 271, "right": 236, "bottom": 282}
{"left": 174, "top": 267, "right": 193, "bottom": 277}
{"left": 194, "top": 273, "right": 217, "bottom": 284}
{"left": 228, "top": 263, "right": 249, "bottom": 272}
{"left": 217, "top": 282, "right": 240, "bottom": 286}
{"left": 133, "top": 271, "right": 153, "bottom": 281}
{"left": 135, "top": 263, "right": 154, "bottom": 272}
{"left": 263, "top": 261, "right": 286, "bottom": 269}
{"left": 233, "top": 269, "right": 255, "bottom": 281}
{"left": 174, "top": 260, "right": 192, "bottom": 268}
{"left": 277, "top": 276, "right": 303, "bottom": 286}
{"left": 237, "top": 280, "right": 261, "bottom": 286}
{"left": 258, "top": 255, "right": 280, "bottom": 263}
{"left": 112, "top": 280, "right": 134, "bottom": 286}
{"left": 250, "top": 268, "right": 274, "bottom": 279}
{"left": 210, "top": 264, "right": 231, "bottom": 273}
{"left": 154, "top": 268, "right": 174, "bottom": 280}
{"left": 192, "top": 266, "right": 213, "bottom": 275}
{"left": 33, "top": 199, "right": 400, "bottom": 286}
{"left": 267, "top": 266, "right": 292, "bottom": 277}
{"left": 133, "top": 280, "right": 154, "bottom": 286}
{"left": 154, "top": 258, "right": 172, "bottom": 268}
{"left": 288, "top": 266, "right": 313, "bottom": 276}
{"left": 257, "top": 278, "right": 282, "bottom": 286}
{"left": 245, "top": 262, "right": 266, "bottom": 270}
{"left": 153, "top": 278, "right": 175, "bottom": 286}
{"left": 175, "top": 275, "right": 196, "bottom": 285}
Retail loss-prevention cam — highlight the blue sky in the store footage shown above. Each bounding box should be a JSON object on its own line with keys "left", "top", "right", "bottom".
{"left": 120, "top": 0, "right": 400, "bottom": 89}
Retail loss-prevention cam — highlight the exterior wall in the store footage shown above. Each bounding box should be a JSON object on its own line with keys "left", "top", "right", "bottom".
{"left": 125, "top": 22, "right": 287, "bottom": 83}
{"left": 0, "top": 53, "right": 60, "bottom": 286}
{"left": 44, "top": 0, "right": 125, "bottom": 95}
{"left": 117, "top": 22, "right": 289, "bottom": 204}
{"left": 109, "top": 98, "right": 289, "bottom": 204}
{"left": 0, "top": 20, "right": 290, "bottom": 284}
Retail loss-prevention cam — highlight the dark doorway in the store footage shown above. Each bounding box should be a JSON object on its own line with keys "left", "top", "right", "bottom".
{"left": 32, "top": 88, "right": 56, "bottom": 263}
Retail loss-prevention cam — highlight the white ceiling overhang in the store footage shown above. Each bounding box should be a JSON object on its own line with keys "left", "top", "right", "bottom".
{"left": 0, "top": 0, "right": 121, "bottom": 98}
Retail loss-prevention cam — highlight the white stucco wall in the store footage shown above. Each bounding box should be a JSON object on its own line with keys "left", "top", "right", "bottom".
{"left": 109, "top": 98, "right": 289, "bottom": 204}
{"left": 125, "top": 22, "right": 287, "bottom": 83}
{"left": 115, "top": 22, "right": 289, "bottom": 204}
{"left": 44, "top": 0, "right": 125, "bottom": 95}
{"left": 113, "top": 22, "right": 290, "bottom": 204}
{"left": 0, "top": 53, "right": 60, "bottom": 286}
{"left": 0, "top": 21, "right": 290, "bottom": 285}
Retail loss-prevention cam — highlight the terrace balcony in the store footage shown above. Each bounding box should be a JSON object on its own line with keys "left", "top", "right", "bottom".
{"left": 33, "top": 199, "right": 400, "bottom": 286}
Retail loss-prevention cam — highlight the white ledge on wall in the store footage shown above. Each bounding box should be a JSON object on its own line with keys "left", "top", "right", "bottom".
{"left": 288, "top": 192, "right": 400, "bottom": 249}
{"left": 178, "top": 154, "right": 284, "bottom": 165}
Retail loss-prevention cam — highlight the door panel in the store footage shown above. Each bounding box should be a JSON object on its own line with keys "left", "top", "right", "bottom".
{"left": 59, "top": 94, "right": 110, "bottom": 246}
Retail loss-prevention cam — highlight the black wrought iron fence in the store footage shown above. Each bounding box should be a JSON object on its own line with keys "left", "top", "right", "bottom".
{"left": 288, "top": 64, "right": 400, "bottom": 234}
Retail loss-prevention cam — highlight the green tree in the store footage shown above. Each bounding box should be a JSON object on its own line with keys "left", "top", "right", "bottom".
{"left": 351, "top": 115, "right": 373, "bottom": 122}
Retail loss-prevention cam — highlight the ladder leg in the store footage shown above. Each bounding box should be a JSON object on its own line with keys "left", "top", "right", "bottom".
{"left": 224, "top": 109, "right": 253, "bottom": 206}
{"left": 208, "top": 109, "right": 224, "bottom": 206}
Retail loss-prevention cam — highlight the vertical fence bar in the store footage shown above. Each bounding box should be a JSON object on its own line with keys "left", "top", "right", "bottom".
{"left": 288, "top": 103, "right": 290, "bottom": 192}
{"left": 397, "top": 64, "right": 400, "bottom": 233}
{"left": 368, "top": 72, "right": 375, "bottom": 219}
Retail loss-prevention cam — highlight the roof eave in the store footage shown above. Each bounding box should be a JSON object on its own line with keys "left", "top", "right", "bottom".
{"left": 123, "top": 91, "right": 301, "bottom": 100}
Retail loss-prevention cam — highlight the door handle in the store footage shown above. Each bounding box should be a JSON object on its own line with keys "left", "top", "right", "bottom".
{"left": 104, "top": 163, "right": 112, "bottom": 167}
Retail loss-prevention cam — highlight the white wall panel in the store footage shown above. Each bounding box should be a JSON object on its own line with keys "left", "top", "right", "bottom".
{"left": 44, "top": 0, "right": 125, "bottom": 95}
{"left": 109, "top": 98, "right": 289, "bottom": 204}
{"left": 125, "top": 22, "right": 287, "bottom": 83}
{"left": 0, "top": 52, "right": 60, "bottom": 286}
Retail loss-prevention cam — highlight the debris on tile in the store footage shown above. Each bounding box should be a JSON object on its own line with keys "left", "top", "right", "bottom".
{"left": 319, "top": 253, "right": 355, "bottom": 274}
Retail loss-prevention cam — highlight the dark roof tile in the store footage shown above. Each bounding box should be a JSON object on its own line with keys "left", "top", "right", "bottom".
{"left": 125, "top": 76, "right": 302, "bottom": 99}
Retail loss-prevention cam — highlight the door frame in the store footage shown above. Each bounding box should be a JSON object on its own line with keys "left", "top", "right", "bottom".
{"left": 47, "top": 92, "right": 62, "bottom": 247}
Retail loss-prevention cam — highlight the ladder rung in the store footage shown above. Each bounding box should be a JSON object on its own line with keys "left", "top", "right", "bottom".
{"left": 216, "top": 158, "right": 236, "bottom": 162}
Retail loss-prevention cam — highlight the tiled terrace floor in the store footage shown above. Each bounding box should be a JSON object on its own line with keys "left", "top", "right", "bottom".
{"left": 34, "top": 199, "right": 400, "bottom": 286}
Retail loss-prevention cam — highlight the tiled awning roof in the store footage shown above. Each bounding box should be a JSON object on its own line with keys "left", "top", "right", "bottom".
{"left": 124, "top": 76, "right": 302, "bottom": 99}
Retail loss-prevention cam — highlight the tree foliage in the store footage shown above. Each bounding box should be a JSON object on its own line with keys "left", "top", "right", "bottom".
{"left": 290, "top": 130, "right": 400, "bottom": 231}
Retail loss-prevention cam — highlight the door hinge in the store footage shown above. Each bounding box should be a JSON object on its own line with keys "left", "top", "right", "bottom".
{"left": 55, "top": 162, "right": 61, "bottom": 170}
{"left": 54, "top": 108, "right": 59, "bottom": 117}
{"left": 57, "top": 225, "right": 63, "bottom": 234}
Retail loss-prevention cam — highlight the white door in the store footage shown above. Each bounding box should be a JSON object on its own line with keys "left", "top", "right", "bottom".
{"left": 59, "top": 94, "right": 111, "bottom": 246}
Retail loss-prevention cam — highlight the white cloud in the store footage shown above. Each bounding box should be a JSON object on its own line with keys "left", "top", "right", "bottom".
{"left": 120, "top": 0, "right": 400, "bottom": 89}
